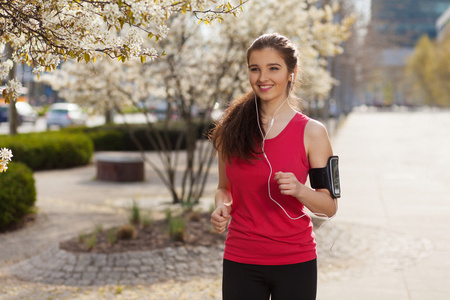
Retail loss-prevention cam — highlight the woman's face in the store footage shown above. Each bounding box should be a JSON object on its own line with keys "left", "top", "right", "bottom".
{"left": 248, "top": 47, "right": 291, "bottom": 105}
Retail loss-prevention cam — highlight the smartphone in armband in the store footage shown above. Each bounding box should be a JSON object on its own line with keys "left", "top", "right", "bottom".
{"left": 308, "top": 156, "right": 341, "bottom": 198}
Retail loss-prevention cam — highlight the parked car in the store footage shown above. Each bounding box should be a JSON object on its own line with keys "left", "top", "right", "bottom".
{"left": 46, "top": 103, "right": 87, "bottom": 129}
{"left": 16, "top": 102, "right": 39, "bottom": 124}
{"left": 0, "top": 105, "right": 8, "bottom": 123}
{"left": 0, "top": 102, "right": 38, "bottom": 125}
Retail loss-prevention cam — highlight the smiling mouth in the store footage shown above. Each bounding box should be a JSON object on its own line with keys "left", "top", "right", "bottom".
{"left": 259, "top": 85, "right": 273, "bottom": 92}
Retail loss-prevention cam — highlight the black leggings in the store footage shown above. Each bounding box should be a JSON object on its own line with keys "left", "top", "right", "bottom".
{"left": 222, "top": 259, "right": 317, "bottom": 300}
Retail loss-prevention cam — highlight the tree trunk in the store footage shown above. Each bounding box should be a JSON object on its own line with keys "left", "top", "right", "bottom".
{"left": 5, "top": 44, "right": 18, "bottom": 135}
{"left": 104, "top": 108, "right": 114, "bottom": 124}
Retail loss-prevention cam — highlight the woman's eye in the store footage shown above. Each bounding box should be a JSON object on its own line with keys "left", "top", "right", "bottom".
{"left": 250, "top": 68, "right": 259, "bottom": 72}
{"left": 270, "top": 67, "right": 279, "bottom": 71}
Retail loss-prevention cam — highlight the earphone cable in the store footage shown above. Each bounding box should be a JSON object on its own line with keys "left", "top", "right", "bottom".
{"left": 254, "top": 82, "right": 338, "bottom": 221}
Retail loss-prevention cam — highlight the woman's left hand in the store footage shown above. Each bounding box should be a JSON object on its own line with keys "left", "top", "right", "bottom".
{"left": 274, "top": 172, "right": 304, "bottom": 199}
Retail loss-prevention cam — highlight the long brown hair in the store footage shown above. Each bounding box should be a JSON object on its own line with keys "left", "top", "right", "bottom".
{"left": 211, "top": 33, "right": 300, "bottom": 162}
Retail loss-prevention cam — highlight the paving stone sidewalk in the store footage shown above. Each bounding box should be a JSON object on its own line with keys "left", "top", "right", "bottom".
{"left": 8, "top": 245, "right": 224, "bottom": 286}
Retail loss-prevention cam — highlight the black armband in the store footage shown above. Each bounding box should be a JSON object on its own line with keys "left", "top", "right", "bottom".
{"left": 308, "top": 155, "right": 341, "bottom": 198}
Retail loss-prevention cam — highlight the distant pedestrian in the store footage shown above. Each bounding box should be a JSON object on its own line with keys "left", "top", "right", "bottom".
{"left": 210, "top": 33, "right": 338, "bottom": 300}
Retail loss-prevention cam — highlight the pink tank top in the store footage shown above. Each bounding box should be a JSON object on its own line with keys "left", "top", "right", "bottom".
{"left": 224, "top": 112, "right": 316, "bottom": 265}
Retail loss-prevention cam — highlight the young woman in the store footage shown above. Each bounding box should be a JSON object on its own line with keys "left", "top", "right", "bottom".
{"left": 210, "top": 33, "right": 338, "bottom": 300}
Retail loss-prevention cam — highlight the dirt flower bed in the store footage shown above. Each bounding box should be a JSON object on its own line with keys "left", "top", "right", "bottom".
{"left": 60, "top": 211, "right": 226, "bottom": 254}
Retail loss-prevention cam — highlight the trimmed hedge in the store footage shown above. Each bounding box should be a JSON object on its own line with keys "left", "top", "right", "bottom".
{"left": 0, "top": 132, "right": 94, "bottom": 171}
{"left": 0, "top": 121, "right": 212, "bottom": 170}
{"left": 64, "top": 121, "right": 214, "bottom": 152}
{"left": 0, "top": 161, "right": 36, "bottom": 230}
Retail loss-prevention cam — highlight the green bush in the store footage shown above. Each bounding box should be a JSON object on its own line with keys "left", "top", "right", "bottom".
{"left": 0, "top": 162, "right": 36, "bottom": 230}
{"left": 0, "top": 119, "right": 213, "bottom": 169}
{"left": 70, "top": 121, "right": 213, "bottom": 152}
{"left": 0, "top": 132, "right": 94, "bottom": 170}
{"left": 85, "top": 129, "right": 125, "bottom": 151}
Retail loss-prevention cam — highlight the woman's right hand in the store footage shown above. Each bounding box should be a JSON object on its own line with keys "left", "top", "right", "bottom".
{"left": 210, "top": 202, "right": 232, "bottom": 234}
{"left": 211, "top": 151, "right": 232, "bottom": 234}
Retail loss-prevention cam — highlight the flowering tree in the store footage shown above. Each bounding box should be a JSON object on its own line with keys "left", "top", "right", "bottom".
{"left": 43, "top": 0, "right": 354, "bottom": 205}
{"left": 405, "top": 34, "right": 450, "bottom": 107}
{"left": 0, "top": 0, "right": 248, "bottom": 103}
{"left": 43, "top": 15, "right": 223, "bottom": 204}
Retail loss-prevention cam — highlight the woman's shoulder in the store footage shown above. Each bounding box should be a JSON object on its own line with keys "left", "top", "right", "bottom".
{"left": 292, "top": 111, "right": 311, "bottom": 124}
{"left": 303, "top": 116, "right": 328, "bottom": 139}
{"left": 292, "top": 112, "right": 324, "bottom": 129}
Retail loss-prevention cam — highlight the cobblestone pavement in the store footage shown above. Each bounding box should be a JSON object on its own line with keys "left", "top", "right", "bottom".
{"left": 8, "top": 245, "right": 224, "bottom": 286}
{"left": 1, "top": 108, "right": 449, "bottom": 300}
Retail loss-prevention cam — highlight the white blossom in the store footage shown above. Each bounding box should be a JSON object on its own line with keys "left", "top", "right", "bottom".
{"left": 0, "top": 60, "right": 14, "bottom": 79}
{"left": 0, "top": 161, "right": 8, "bottom": 173}
{"left": 157, "top": 25, "right": 170, "bottom": 39}
{"left": 0, "top": 148, "right": 13, "bottom": 173}
{"left": 0, "top": 148, "right": 13, "bottom": 161}
{"left": 2, "top": 78, "right": 22, "bottom": 103}
{"left": 142, "top": 48, "right": 159, "bottom": 61}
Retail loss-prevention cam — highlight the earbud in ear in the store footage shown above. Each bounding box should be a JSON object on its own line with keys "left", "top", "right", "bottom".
{"left": 291, "top": 73, "right": 294, "bottom": 81}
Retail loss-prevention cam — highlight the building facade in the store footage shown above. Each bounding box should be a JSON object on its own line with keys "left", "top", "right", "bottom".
{"left": 372, "top": 0, "right": 450, "bottom": 47}
{"left": 365, "top": 0, "right": 450, "bottom": 106}
{"left": 436, "top": 6, "right": 450, "bottom": 40}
